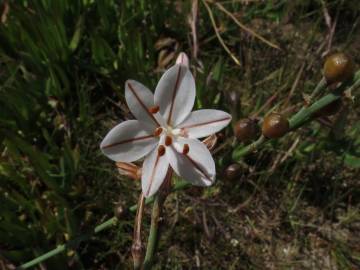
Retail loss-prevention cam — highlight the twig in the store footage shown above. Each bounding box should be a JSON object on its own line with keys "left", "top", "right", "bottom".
{"left": 251, "top": 92, "right": 278, "bottom": 118}
{"left": 211, "top": 1, "right": 281, "bottom": 50}
{"left": 189, "top": 0, "right": 199, "bottom": 60}
{"left": 269, "top": 136, "right": 300, "bottom": 173}
{"left": 201, "top": 0, "right": 241, "bottom": 66}
{"left": 283, "top": 63, "right": 305, "bottom": 109}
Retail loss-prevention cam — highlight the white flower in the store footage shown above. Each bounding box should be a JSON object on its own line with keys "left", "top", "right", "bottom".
{"left": 100, "top": 53, "right": 232, "bottom": 197}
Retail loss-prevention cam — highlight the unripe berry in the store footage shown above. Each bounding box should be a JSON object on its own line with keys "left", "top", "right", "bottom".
{"left": 324, "top": 53, "right": 354, "bottom": 84}
{"left": 234, "top": 118, "right": 259, "bottom": 142}
{"left": 262, "top": 113, "right": 289, "bottom": 139}
{"left": 113, "top": 202, "right": 126, "bottom": 219}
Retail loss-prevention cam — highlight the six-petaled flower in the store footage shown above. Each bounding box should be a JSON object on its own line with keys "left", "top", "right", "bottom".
{"left": 100, "top": 53, "right": 232, "bottom": 197}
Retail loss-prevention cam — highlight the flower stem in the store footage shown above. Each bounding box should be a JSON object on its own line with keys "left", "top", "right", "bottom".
{"left": 142, "top": 195, "right": 164, "bottom": 270}
{"left": 143, "top": 168, "right": 173, "bottom": 270}
{"left": 17, "top": 180, "right": 189, "bottom": 270}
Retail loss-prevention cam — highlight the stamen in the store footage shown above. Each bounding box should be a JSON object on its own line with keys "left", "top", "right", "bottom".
{"left": 165, "top": 136, "right": 172, "bottom": 146}
{"left": 158, "top": 145, "right": 166, "bottom": 156}
{"left": 148, "top": 105, "right": 160, "bottom": 114}
{"left": 182, "top": 144, "right": 190, "bottom": 155}
{"left": 154, "top": 127, "right": 163, "bottom": 137}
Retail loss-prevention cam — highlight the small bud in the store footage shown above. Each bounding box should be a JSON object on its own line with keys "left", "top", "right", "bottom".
{"left": 116, "top": 162, "right": 141, "bottom": 180}
{"left": 176, "top": 52, "right": 189, "bottom": 67}
{"left": 202, "top": 134, "right": 218, "bottom": 151}
{"left": 234, "top": 118, "right": 259, "bottom": 142}
{"left": 225, "top": 164, "right": 242, "bottom": 180}
{"left": 324, "top": 52, "right": 354, "bottom": 84}
{"left": 262, "top": 113, "right": 289, "bottom": 139}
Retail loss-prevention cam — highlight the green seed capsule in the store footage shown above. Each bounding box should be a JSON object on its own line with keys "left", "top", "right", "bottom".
{"left": 262, "top": 113, "right": 289, "bottom": 139}
{"left": 324, "top": 53, "right": 354, "bottom": 84}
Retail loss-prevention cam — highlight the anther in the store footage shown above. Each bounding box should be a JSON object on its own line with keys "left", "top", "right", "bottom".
{"left": 154, "top": 127, "right": 163, "bottom": 137}
{"left": 165, "top": 136, "right": 172, "bottom": 146}
{"left": 182, "top": 144, "right": 190, "bottom": 155}
{"left": 148, "top": 105, "right": 160, "bottom": 114}
{"left": 158, "top": 145, "right": 166, "bottom": 156}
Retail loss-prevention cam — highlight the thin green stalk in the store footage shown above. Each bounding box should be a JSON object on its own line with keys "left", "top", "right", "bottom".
{"left": 17, "top": 180, "right": 190, "bottom": 270}
{"left": 143, "top": 168, "right": 173, "bottom": 269}
{"left": 290, "top": 71, "right": 360, "bottom": 129}
{"left": 143, "top": 195, "right": 164, "bottom": 270}
{"left": 233, "top": 70, "right": 360, "bottom": 161}
{"left": 232, "top": 135, "right": 265, "bottom": 160}
{"left": 17, "top": 245, "right": 66, "bottom": 270}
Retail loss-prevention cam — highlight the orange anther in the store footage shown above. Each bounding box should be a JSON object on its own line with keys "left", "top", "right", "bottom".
{"left": 158, "top": 145, "right": 166, "bottom": 156}
{"left": 182, "top": 144, "right": 190, "bottom": 155}
{"left": 148, "top": 105, "right": 160, "bottom": 114}
{"left": 165, "top": 136, "right": 172, "bottom": 146}
{"left": 154, "top": 127, "right": 163, "bottom": 137}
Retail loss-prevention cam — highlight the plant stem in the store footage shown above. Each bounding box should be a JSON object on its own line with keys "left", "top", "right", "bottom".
{"left": 232, "top": 135, "right": 265, "bottom": 160}
{"left": 233, "top": 70, "right": 360, "bottom": 161}
{"left": 132, "top": 193, "right": 145, "bottom": 270}
{"left": 17, "top": 180, "right": 189, "bottom": 270}
{"left": 143, "top": 168, "right": 173, "bottom": 270}
{"left": 142, "top": 195, "right": 163, "bottom": 270}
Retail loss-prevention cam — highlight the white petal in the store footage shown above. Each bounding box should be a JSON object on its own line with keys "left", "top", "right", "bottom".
{"left": 166, "top": 137, "right": 215, "bottom": 186}
{"left": 177, "top": 109, "right": 232, "bottom": 138}
{"left": 154, "top": 65, "right": 195, "bottom": 127}
{"left": 142, "top": 146, "right": 170, "bottom": 198}
{"left": 175, "top": 52, "right": 189, "bottom": 67}
{"left": 125, "top": 80, "right": 164, "bottom": 130}
{"left": 100, "top": 120, "right": 158, "bottom": 162}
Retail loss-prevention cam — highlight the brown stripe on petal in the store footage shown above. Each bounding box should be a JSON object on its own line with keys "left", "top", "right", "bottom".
{"left": 183, "top": 154, "right": 213, "bottom": 182}
{"left": 127, "top": 82, "right": 160, "bottom": 126}
{"left": 145, "top": 151, "right": 161, "bottom": 196}
{"left": 180, "top": 117, "right": 231, "bottom": 130}
{"left": 167, "top": 65, "right": 182, "bottom": 125}
{"left": 102, "top": 134, "right": 154, "bottom": 149}
{"left": 180, "top": 54, "right": 184, "bottom": 65}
